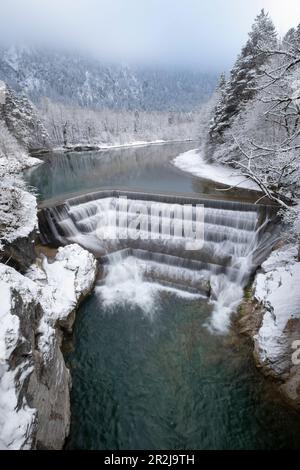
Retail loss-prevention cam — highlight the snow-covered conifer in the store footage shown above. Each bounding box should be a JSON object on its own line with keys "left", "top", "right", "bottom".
{"left": 209, "top": 9, "right": 277, "bottom": 141}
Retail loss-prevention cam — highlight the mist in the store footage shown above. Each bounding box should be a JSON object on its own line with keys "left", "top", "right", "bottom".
{"left": 0, "top": 0, "right": 299, "bottom": 70}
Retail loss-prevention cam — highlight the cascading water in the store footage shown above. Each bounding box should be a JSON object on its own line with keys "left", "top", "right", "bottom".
{"left": 38, "top": 190, "right": 278, "bottom": 332}
{"left": 97, "top": 253, "right": 203, "bottom": 316}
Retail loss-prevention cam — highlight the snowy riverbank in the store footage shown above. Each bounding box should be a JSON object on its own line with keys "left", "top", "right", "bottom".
{"left": 253, "top": 244, "right": 300, "bottom": 408}
{"left": 0, "top": 245, "right": 97, "bottom": 449}
{"left": 53, "top": 138, "right": 198, "bottom": 154}
{"left": 238, "top": 242, "right": 300, "bottom": 410}
{"left": 173, "top": 149, "right": 260, "bottom": 191}
{"left": 0, "top": 131, "right": 98, "bottom": 448}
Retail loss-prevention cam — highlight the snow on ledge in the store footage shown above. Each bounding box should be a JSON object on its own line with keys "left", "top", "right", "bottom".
{"left": 0, "top": 244, "right": 97, "bottom": 449}
{"left": 173, "top": 149, "right": 259, "bottom": 191}
{"left": 0, "top": 147, "right": 43, "bottom": 249}
{"left": 0, "top": 266, "right": 38, "bottom": 450}
{"left": 254, "top": 244, "right": 300, "bottom": 373}
{"left": 53, "top": 138, "right": 196, "bottom": 153}
{"left": 0, "top": 186, "right": 37, "bottom": 249}
{"left": 0, "top": 152, "right": 42, "bottom": 178}
{"left": 26, "top": 244, "right": 97, "bottom": 360}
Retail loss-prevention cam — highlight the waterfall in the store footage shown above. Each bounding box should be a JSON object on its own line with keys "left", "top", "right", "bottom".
{"left": 38, "top": 190, "right": 279, "bottom": 331}
{"left": 96, "top": 254, "right": 203, "bottom": 315}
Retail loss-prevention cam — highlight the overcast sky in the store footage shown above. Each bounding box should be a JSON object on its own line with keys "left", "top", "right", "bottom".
{"left": 0, "top": 0, "right": 299, "bottom": 69}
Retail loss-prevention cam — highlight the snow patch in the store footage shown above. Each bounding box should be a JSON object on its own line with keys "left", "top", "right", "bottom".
{"left": 0, "top": 244, "right": 97, "bottom": 449}
{"left": 99, "top": 139, "right": 169, "bottom": 150}
{"left": 55, "top": 139, "right": 195, "bottom": 153}
{"left": 0, "top": 186, "right": 37, "bottom": 249}
{"left": 0, "top": 266, "right": 38, "bottom": 450}
{"left": 0, "top": 81, "right": 6, "bottom": 105}
{"left": 173, "top": 149, "right": 259, "bottom": 191}
{"left": 0, "top": 152, "right": 42, "bottom": 177}
{"left": 254, "top": 244, "right": 300, "bottom": 373}
{"left": 26, "top": 244, "right": 97, "bottom": 360}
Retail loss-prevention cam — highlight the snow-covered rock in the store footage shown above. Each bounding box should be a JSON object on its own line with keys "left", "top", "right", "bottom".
{"left": 0, "top": 150, "right": 42, "bottom": 177}
{"left": 0, "top": 266, "right": 39, "bottom": 450}
{"left": 253, "top": 244, "right": 300, "bottom": 407}
{"left": 0, "top": 182, "right": 38, "bottom": 268}
{"left": 0, "top": 185, "right": 37, "bottom": 245}
{"left": 0, "top": 244, "right": 97, "bottom": 449}
{"left": 26, "top": 244, "right": 97, "bottom": 360}
{"left": 0, "top": 78, "right": 99, "bottom": 449}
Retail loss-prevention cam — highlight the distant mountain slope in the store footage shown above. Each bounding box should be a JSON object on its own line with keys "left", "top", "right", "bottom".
{"left": 0, "top": 46, "right": 217, "bottom": 112}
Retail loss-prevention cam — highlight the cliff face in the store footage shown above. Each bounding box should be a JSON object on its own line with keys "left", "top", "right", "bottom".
{"left": 0, "top": 186, "right": 37, "bottom": 271}
{"left": 253, "top": 244, "right": 300, "bottom": 408}
{"left": 0, "top": 245, "right": 97, "bottom": 449}
{"left": 239, "top": 244, "right": 300, "bottom": 410}
{"left": 0, "top": 268, "right": 38, "bottom": 449}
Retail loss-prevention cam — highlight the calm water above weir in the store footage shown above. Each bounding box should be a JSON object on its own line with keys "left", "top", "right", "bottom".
{"left": 24, "top": 142, "right": 261, "bottom": 203}
{"left": 27, "top": 143, "right": 300, "bottom": 449}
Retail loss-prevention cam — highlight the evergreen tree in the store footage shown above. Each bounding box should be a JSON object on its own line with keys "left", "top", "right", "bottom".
{"left": 1, "top": 84, "right": 49, "bottom": 149}
{"left": 210, "top": 9, "right": 277, "bottom": 141}
{"left": 283, "top": 24, "right": 300, "bottom": 49}
{"left": 209, "top": 73, "right": 227, "bottom": 138}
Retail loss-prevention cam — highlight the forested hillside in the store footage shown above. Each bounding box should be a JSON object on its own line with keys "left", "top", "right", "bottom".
{"left": 203, "top": 10, "right": 300, "bottom": 239}
{"left": 0, "top": 46, "right": 217, "bottom": 112}
{"left": 0, "top": 46, "right": 217, "bottom": 146}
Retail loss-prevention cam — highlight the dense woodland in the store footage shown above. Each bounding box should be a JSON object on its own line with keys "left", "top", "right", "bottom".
{"left": 39, "top": 99, "right": 202, "bottom": 146}
{"left": 0, "top": 46, "right": 217, "bottom": 146}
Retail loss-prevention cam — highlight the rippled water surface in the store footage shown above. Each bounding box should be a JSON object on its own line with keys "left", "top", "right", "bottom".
{"left": 65, "top": 291, "right": 300, "bottom": 450}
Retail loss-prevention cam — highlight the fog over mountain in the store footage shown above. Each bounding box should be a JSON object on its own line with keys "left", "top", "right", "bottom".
{"left": 0, "top": 1, "right": 299, "bottom": 113}
{"left": 0, "top": 0, "right": 299, "bottom": 69}
{"left": 0, "top": 46, "right": 217, "bottom": 112}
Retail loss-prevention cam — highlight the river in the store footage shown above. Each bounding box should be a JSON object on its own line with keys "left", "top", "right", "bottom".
{"left": 24, "top": 142, "right": 300, "bottom": 450}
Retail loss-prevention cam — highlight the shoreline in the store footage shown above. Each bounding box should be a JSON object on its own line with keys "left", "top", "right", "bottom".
{"left": 32, "top": 138, "right": 200, "bottom": 156}
{"left": 173, "top": 149, "right": 260, "bottom": 192}
{"left": 236, "top": 242, "right": 300, "bottom": 411}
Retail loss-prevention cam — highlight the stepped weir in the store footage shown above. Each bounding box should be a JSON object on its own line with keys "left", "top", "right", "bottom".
{"left": 38, "top": 189, "right": 279, "bottom": 332}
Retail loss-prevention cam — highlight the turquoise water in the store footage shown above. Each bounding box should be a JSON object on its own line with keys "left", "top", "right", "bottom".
{"left": 66, "top": 291, "right": 300, "bottom": 450}
{"left": 24, "top": 142, "right": 260, "bottom": 203}
{"left": 27, "top": 142, "right": 300, "bottom": 450}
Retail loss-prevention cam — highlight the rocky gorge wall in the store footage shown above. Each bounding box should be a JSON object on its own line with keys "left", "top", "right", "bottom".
{"left": 238, "top": 243, "right": 300, "bottom": 410}
{"left": 0, "top": 81, "right": 98, "bottom": 448}
{"left": 0, "top": 232, "right": 97, "bottom": 450}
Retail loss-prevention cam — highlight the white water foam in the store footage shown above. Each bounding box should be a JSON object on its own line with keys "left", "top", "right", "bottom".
{"left": 40, "top": 195, "right": 276, "bottom": 333}
{"left": 95, "top": 255, "right": 203, "bottom": 316}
